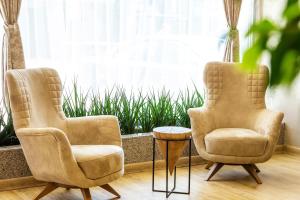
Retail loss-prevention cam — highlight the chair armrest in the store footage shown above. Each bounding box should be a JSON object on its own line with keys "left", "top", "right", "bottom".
{"left": 188, "top": 107, "right": 215, "bottom": 154}
{"left": 254, "top": 109, "right": 284, "bottom": 141}
{"left": 16, "top": 128, "right": 80, "bottom": 185}
{"left": 66, "top": 115, "right": 122, "bottom": 146}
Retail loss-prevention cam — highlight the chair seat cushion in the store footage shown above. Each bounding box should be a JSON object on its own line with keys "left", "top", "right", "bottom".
{"left": 72, "top": 145, "right": 124, "bottom": 180}
{"left": 205, "top": 128, "right": 268, "bottom": 157}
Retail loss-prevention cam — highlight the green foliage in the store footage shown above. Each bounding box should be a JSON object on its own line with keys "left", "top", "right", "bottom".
{"left": 89, "top": 88, "right": 120, "bottom": 116}
{"left": 0, "top": 80, "right": 204, "bottom": 146}
{"left": 242, "top": 0, "right": 300, "bottom": 87}
{"left": 63, "top": 79, "right": 89, "bottom": 117}
{"left": 117, "top": 89, "right": 144, "bottom": 135}
{"left": 63, "top": 81, "right": 204, "bottom": 135}
{"left": 146, "top": 89, "right": 177, "bottom": 129}
{"left": 175, "top": 85, "right": 204, "bottom": 128}
{"left": 139, "top": 97, "right": 152, "bottom": 133}
{"left": 0, "top": 102, "right": 19, "bottom": 146}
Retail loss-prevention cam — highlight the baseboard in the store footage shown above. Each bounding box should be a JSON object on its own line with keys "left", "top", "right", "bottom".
{"left": 274, "top": 144, "right": 300, "bottom": 155}
{"left": 275, "top": 144, "right": 300, "bottom": 155}
{"left": 275, "top": 145, "right": 285, "bottom": 154}
{"left": 284, "top": 145, "right": 300, "bottom": 154}
{"left": 0, "top": 176, "right": 45, "bottom": 192}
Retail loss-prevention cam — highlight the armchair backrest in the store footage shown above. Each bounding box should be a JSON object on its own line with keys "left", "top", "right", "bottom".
{"left": 6, "top": 68, "right": 66, "bottom": 130}
{"left": 204, "top": 62, "right": 269, "bottom": 128}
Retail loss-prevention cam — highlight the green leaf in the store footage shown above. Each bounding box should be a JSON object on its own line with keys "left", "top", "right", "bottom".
{"left": 283, "top": 2, "right": 300, "bottom": 21}
{"left": 242, "top": 42, "right": 263, "bottom": 70}
{"left": 242, "top": 0, "right": 300, "bottom": 87}
{"left": 246, "top": 19, "right": 278, "bottom": 37}
{"left": 279, "top": 50, "right": 300, "bottom": 85}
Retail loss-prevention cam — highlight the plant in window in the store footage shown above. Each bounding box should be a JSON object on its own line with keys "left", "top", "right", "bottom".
{"left": 139, "top": 97, "right": 153, "bottom": 133}
{"left": 63, "top": 79, "right": 89, "bottom": 117}
{"left": 89, "top": 88, "right": 120, "bottom": 116}
{"left": 175, "top": 86, "right": 204, "bottom": 128}
{"left": 0, "top": 102, "right": 19, "bottom": 146}
{"left": 146, "top": 89, "right": 177, "bottom": 129}
{"left": 117, "top": 89, "right": 144, "bottom": 135}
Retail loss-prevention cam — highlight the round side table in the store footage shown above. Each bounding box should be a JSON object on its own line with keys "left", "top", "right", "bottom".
{"left": 152, "top": 126, "right": 192, "bottom": 198}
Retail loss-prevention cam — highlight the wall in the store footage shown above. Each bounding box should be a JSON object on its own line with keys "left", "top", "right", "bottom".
{"left": 262, "top": 0, "right": 300, "bottom": 147}
{"left": 268, "top": 84, "right": 300, "bottom": 146}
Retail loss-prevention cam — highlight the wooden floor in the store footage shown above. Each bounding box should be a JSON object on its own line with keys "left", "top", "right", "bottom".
{"left": 1, "top": 153, "right": 300, "bottom": 200}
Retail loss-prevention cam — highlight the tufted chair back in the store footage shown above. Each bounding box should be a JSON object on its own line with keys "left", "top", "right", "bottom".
{"left": 204, "top": 62, "right": 269, "bottom": 129}
{"left": 6, "top": 68, "right": 66, "bottom": 131}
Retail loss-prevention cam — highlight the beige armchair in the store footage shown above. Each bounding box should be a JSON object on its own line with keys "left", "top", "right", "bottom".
{"left": 6, "top": 68, "right": 124, "bottom": 200}
{"left": 188, "top": 62, "right": 284, "bottom": 184}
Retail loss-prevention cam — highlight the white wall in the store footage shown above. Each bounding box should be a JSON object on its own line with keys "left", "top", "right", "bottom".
{"left": 267, "top": 81, "right": 300, "bottom": 146}
{"left": 262, "top": 0, "right": 300, "bottom": 147}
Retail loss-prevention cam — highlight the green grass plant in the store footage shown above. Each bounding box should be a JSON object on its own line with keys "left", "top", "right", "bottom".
{"left": 175, "top": 85, "right": 204, "bottom": 128}
{"left": 0, "top": 79, "right": 204, "bottom": 146}
{"left": 63, "top": 82, "right": 204, "bottom": 134}
{"left": 0, "top": 102, "right": 19, "bottom": 146}
{"left": 117, "top": 89, "right": 144, "bottom": 135}
{"left": 63, "top": 79, "right": 89, "bottom": 117}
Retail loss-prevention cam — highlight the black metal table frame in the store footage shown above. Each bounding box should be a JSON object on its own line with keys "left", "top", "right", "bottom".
{"left": 152, "top": 136, "right": 192, "bottom": 198}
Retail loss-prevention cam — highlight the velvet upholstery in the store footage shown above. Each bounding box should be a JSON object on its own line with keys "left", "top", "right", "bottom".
{"left": 188, "top": 62, "right": 284, "bottom": 164}
{"left": 205, "top": 128, "right": 268, "bottom": 157}
{"left": 72, "top": 145, "right": 123, "bottom": 180}
{"left": 6, "top": 68, "right": 124, "bottom": 188}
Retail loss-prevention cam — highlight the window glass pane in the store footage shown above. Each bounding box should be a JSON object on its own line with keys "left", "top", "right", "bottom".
{"left": 17, "top": 0, "right": 255, "bottom": 92}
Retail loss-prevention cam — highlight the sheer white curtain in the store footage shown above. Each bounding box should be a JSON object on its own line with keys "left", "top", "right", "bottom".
{"left": 17, "top": 0, "right": 255, "bottom": 92}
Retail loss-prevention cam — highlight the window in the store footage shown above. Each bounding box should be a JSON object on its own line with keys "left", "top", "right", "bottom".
{"left": 18, "top": 0, "right": 255, "bottom": 92}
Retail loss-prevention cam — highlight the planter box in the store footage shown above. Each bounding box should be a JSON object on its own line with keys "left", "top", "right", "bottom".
{"left": 0, "top": 146, "right": 31, "bottom": 179}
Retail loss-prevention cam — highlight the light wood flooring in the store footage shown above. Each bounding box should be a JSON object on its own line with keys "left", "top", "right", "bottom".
{"left": 1, "top": 153, "right": 300, "bottom": 200}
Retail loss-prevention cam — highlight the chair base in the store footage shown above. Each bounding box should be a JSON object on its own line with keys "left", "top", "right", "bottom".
{"left": 34, "top": 183, "right": 121, "bottom": 200}
{"left": 205, "top": 162, "right": 262, "bottom": 184}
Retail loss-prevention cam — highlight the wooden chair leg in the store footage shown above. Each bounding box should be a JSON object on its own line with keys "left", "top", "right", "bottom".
{"left": 100, "top": 184, "right": 121, "bottom": 198}
{"left": 252, "top": 164, "right": 260, "bottom": 173}
{"left": 242, "top": 164, "right": 262, "bottom": 184}
{"left": 206, "top": 163, "right": 224, "bottom": 181}
{"left": 205, "top": 161, "right": 214, "bottom": 170}
{"left": 80, "top": 188, "right": 92, "bottom": 200}
{"left": 34, "top": 183, "right": 58, "bottom": 200}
